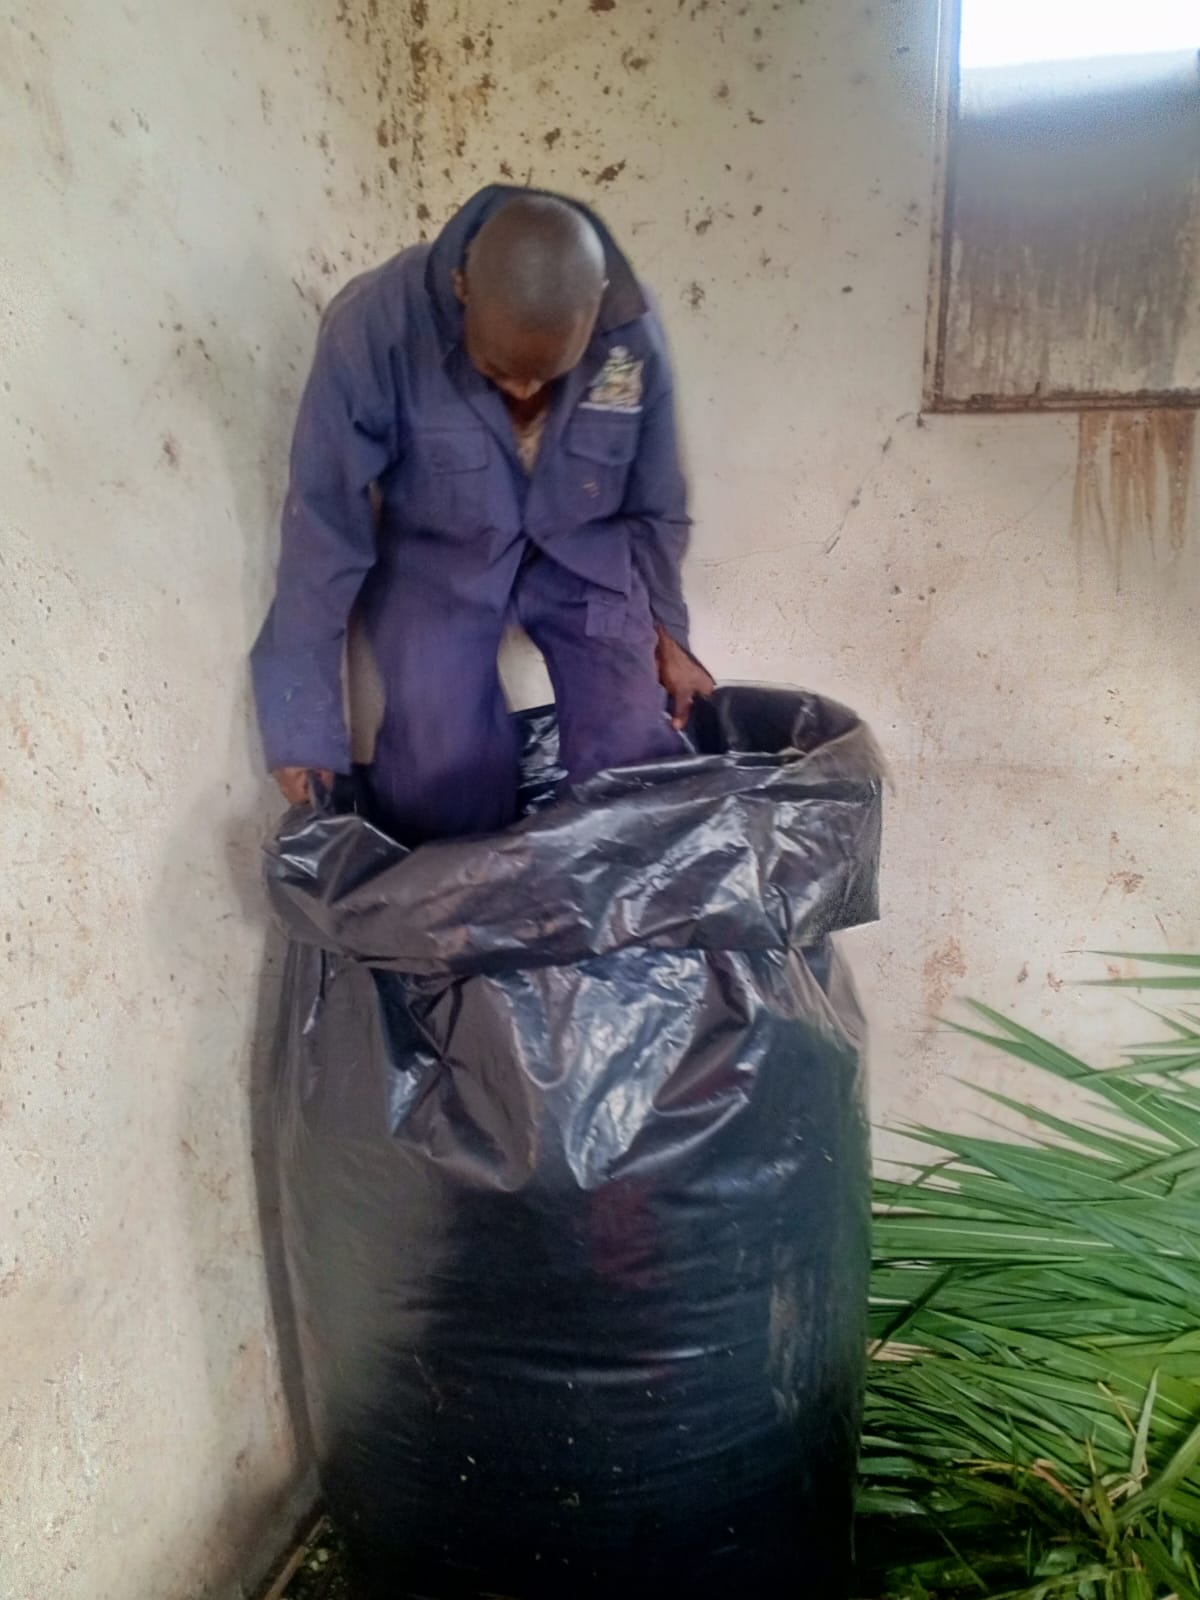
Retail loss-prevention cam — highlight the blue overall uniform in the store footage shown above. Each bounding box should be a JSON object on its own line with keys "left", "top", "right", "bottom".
{"left": 250, "top": 185, "right": 693, "bottom": 841}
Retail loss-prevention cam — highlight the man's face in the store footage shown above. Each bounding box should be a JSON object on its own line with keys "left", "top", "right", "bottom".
{"left": 455, "top": 272, "right": 599, "bottom": 403}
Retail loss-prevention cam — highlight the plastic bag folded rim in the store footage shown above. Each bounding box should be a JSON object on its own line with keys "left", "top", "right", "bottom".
{"left": 263, "top": 685, "right": 884, "bottom": 975}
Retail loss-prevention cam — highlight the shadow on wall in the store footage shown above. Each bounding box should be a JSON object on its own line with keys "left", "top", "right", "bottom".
{"left": 146, "top": 255, "right": 323, "bottom": 1596}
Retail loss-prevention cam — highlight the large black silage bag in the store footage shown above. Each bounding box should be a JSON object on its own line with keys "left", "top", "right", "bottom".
{"left": 267, "top": 686, "right": 882, "bottom": 1600}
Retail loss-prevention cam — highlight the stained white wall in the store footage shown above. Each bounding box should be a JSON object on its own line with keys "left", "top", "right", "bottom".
{"left": 3, "top": 0, "right": 1199, "bottom": 1594}
{"left": 0, "top": 2, "right": 411, "bottom": 1595}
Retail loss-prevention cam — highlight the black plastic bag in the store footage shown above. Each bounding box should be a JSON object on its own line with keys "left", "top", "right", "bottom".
{"left": 268, "top": 686, "right": 882, "bottom": 1600}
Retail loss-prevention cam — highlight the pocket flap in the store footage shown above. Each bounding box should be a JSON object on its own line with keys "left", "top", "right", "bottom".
{"left": 564, "top": 417, "right": 639, "bottom": 466}
{"left": 417, "top": 429, "right": 490, "bottom": 474}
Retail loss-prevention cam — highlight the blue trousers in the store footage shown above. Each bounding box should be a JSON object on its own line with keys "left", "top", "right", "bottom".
{"left": 365, "top": 555, "right": 685, "bottom": 842}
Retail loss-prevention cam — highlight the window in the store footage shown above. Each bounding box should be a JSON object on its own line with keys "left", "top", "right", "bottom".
{"left": 925, "top": 0, "right": 1200, "bottom": 411}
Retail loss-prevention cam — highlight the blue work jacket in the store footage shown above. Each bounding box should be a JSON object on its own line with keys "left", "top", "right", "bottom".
{"left": 251, "top": 184, "right": 692, "bottom": 774}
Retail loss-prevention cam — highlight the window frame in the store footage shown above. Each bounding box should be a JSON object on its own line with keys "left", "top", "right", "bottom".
{"left": 922, "top": 0, "right": 1200, "bottom": 415}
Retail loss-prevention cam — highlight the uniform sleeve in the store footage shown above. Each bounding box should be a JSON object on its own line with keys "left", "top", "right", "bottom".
{"left": 620, "top": 312, "right": 692, "bottom": 648}
{"left": 250, "top": 308, "right": 395, "bottom": 774}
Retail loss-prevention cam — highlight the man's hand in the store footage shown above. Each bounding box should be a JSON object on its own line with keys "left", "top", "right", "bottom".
{"left": 273, "top": 766, "right": 335, "bottom": 806}
{"left": 655, "top": 627, "right": 715, "bottom": 731}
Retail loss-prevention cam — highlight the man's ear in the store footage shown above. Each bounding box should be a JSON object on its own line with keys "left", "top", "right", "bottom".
{"left": 452, "top": 268, "right": 468, "bottom": 306}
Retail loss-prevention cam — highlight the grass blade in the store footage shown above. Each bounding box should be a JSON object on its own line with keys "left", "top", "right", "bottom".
{"left": 859, "top": 964, "right": 1200, "bottom": 1598}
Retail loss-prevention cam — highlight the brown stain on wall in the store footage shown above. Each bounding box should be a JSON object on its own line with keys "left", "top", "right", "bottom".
{"left": 1108, "top": 870, "right": 1145, "bottom": 896}
{"left": 444, "top": 70, "right": 496, "bottom": 156}
{"left": 1072, "top": 411, "right": 1196, "bottom": 583}
{"left": 394, "top": 1, "right": 510, "bottom": 217}
{"left": 1160, "top": 411, "right": 1196, "bottom": 551}
{"left": 923, "top": 937, "right": 967, "bottom": 1019}
{"left": 329, "top": 0, "right": 413, "bottom": 198}
{"left": 405, "top": 0, "right": 432, "bottom": 213}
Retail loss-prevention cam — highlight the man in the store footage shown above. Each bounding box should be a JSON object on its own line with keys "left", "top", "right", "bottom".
{"left": 251, "top": 184, "right": 712, "bottom": 842}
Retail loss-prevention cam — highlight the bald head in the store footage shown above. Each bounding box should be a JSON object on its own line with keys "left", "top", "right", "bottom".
{"left": 455, "top": 195, "right": 607, "bottom": 402}
{"left": 466, "top": 195, "right": 606, "bottom": 331}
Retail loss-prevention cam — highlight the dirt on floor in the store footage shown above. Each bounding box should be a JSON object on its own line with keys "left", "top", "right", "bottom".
{"left": 260, "top": 1518, "right": 353, "bottom": 1600}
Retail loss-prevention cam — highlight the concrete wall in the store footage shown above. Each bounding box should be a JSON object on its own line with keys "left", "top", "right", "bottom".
{"left": 401, "top": 0, "right": 1200, "bottom": 1126}
{"left": 0, "top": 2, "right": 411, "bottom": 1595}
{"left": 3, "top": 0, "right": 1198, "bottom": 1594}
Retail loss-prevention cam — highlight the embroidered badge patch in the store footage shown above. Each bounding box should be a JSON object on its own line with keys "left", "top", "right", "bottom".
{"left": 582, "top": 345, "right": 644, "bottom": 413}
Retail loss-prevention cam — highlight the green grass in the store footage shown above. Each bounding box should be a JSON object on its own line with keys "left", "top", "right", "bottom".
{"left": 856, "top": 957, "right": 1200, "bottom": 1600}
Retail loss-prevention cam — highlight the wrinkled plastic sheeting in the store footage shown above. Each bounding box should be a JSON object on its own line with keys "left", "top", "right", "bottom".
{"left": 267, "top": 686, "right": 882, "bottom": 1600}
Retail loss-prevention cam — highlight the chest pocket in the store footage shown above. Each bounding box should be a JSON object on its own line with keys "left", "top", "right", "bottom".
{"left": 562, "top": 415, "right": 640, "bottom": 522}
{"left": 400, "top": 428, "right": 491, "bottom": 537}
